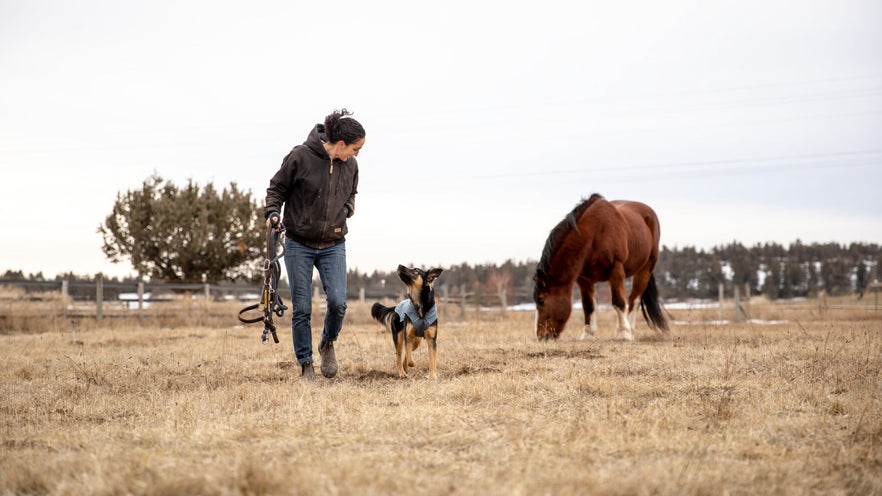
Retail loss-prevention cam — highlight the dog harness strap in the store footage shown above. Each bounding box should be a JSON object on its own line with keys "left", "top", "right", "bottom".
{"left": 394, "top": 300, "right": 437, "bottom": 337}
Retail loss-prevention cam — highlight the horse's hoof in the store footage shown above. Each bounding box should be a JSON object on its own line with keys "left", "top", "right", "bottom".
{"left": 616, "top": 331, "right": 634, "bottom": 341}
{"left": 580, "top": 325, "right": 597, "bottom": 340}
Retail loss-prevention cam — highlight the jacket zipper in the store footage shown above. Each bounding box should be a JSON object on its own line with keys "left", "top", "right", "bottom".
{"left": 321, "top": 157, "right": 334, "bottom": 241}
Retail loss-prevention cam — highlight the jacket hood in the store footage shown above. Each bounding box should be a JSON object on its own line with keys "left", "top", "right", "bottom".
{"left": 304, "top": 124, "right": 330, "bottom": 158}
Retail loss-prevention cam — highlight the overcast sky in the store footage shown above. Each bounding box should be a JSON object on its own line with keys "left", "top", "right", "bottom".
{"left": 2, "top": 0, "right": 881, "bottom": 279}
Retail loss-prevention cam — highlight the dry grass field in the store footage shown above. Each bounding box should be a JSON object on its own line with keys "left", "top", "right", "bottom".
{"left": 1, "top": 297, "right": 881, "bottom": 495}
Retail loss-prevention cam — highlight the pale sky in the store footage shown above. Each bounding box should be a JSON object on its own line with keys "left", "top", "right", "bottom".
{"left": 2, "top": 1, "right": 881, "bottom": 279}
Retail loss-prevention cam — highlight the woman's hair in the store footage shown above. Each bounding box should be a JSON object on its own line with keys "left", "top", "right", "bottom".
{"left": 324, "top": 109, "right": 366, "bottom": 145}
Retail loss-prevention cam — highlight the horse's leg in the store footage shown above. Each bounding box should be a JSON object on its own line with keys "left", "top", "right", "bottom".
{"left": 577, "top": 277, "right": 597, "bottom": 339}
{"left": 628, "top": 270, "right": 652, "bottom": 332}
{"left": 610, "top": 263, "right": 634, "bottom": 341}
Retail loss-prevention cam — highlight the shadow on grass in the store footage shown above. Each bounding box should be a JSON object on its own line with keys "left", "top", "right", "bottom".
{"left": 524, "top": 348, "right": 604, "bottom": 359}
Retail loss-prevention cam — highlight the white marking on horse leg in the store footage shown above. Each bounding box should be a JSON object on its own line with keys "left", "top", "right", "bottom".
{"left": 580, "top": 296, "right": 599, "bottom": 340}
{"left": 580, "top": 324, "right": 596, "bottom": 340}
{"left": 615, "top": 306, "right": 634, "bottom": 341}
{"left": 591, "top": 296, "right": 598, "bottom": 335}
{"left": 629, "top": 308, "right": 638, "bottom": 331}
{"left": 534, "top": 312, "right": 538, "bottom": 339}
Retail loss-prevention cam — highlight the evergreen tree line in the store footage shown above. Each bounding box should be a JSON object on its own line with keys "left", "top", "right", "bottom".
{"left": 656, "top": 240, "right": 881, "bottom": 300}
{"left": 348, "top": 240, "right": 882, "bottom": 304}
{"left": 4, "top": 241, "right": 880, "bottom": 304}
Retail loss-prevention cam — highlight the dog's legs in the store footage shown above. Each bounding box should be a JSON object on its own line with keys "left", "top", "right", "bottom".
{"left": 426, "top": 326, "right": 438, "bottom": 380}
{"left": 406, "top": 336, "right": 418, "bottom": 367}
{"left": 394, "top": 331, "right": 408, "bottom": 377}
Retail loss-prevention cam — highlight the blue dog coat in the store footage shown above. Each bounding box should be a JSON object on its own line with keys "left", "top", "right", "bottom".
{"left": 394, "top": 299, "right": 437, "bottom": 337}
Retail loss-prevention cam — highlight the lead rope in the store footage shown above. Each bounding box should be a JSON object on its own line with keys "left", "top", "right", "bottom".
{"left": 238, "top": 215, "right": 287, "bottom": 344}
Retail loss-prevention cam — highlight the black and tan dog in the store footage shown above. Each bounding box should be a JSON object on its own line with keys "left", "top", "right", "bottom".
{"left": 371, "top": 265, "right": 443, "bottom": 379}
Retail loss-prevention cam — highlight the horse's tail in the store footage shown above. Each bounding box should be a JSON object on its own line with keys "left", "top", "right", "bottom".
{"left": 640, "top": 273, "right": 670, "bottom": 333}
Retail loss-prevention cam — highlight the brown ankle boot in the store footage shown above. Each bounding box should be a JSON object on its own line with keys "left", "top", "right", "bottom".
{"left": 300, "top": 361, "right": 316, "bottom": 382}
{"left": 319, "top": 340, "right": 338, "bottom": 378}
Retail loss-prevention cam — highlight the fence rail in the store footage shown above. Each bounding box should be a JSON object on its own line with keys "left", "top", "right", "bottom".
{"left": 0, "top": 278, "right": 534, "bottom": 307}
{"left": 0, "top": 278, "right": 406, "bottom": 302}
{"left": 6, "top": 278, "right": 875, "bottom": 327}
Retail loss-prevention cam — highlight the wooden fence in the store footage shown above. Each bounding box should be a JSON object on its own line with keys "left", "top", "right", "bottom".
{"left": 0, "top": 278, "right": 502, "bottom": 323}
{"left": 0, "top": 278, "right": 407, "bottom": 303}
{"left": 4, "top": 278, "right": 876, "bottom": 326}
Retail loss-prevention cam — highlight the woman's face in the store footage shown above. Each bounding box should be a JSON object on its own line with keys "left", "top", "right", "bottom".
{"left": 331, "top": 138, "right": 365, "bottom": 161}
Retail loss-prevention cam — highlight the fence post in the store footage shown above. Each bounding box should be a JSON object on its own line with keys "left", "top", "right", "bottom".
{"left": 718, "top": 283, "right": 724, "bottom": 322}
{"left": 359, "top": 287, "right": 365, "bottom": 303}
{"left": 734, "top": 284, "right": 742, "bottom": 322}
{"left": 501, "top": 288, "right": 507, "bottom": 315}
{"left": 460, "top": 284, "right": 467, "bottom": 317}
{"left": 137, "top": 281, "right": 144, "bottom": 325}
{"left": 204, "top": 283, "right": 210, "bottom": 300}
{"left": 873, "top": 288, "right": 879, "bottom": 312}
{"left": 62, "top": 280, "right": 69, "bottom": 320}
{"left": 96, "top": 276, "right": 103, "bottom": 323}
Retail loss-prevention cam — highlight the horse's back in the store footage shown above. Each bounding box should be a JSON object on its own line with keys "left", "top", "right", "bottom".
{"left": 610, "top": 200, "right": 661, "bottom": 273}
{"left": 611, "top": 200, "right": 658, "bottom": 226}
{"left": 611, "top": 201, "right": 659, "bottom": 238}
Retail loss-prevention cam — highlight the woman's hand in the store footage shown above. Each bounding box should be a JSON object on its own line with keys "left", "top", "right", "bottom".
{"left": 266, "top": 213, "right": 280, "bottom": 230}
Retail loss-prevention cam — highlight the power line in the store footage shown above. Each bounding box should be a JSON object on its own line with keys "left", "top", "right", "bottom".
{"left": 367, "top": 153, "right": 882, "bottom": 194}
{"left": 471, "top": 150, "right": 882, "bottom": 179}
{"left": 385, "top": 73, "right": 882, "bottom": 122}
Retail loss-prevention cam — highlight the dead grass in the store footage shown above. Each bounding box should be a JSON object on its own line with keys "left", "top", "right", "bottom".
{"left": 1, "top": 302, "right": 881, "bottom": 495}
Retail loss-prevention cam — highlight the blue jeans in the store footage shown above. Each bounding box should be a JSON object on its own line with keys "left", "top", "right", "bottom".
{"left": 283, "top": 239, "right": 347, "bottom": 366}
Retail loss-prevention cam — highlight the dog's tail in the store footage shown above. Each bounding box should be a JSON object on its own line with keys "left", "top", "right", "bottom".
{"left": 371, "top": 302, "right": 394, "bottom": 324}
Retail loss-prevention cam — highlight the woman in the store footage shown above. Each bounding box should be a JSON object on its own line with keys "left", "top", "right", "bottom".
{"left": 265, "top": 109, "right": 365, "bottom": 382}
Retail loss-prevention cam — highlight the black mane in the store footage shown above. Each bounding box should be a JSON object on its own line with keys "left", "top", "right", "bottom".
{"left": 536, "top": 193, "right": 604, "bottom": 278}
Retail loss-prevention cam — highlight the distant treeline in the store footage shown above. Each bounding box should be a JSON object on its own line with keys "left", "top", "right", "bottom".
{"left": 4, "top": 241, "right": 880, "bottom": 304}
{"left": 657, "top": 241, "right": 880, "bottom": 300}
{"left": 350, "top": 241, "right": 882, "bottom": 303}
{"left": 346, "top": 240, "right": 882, "bottom": 303}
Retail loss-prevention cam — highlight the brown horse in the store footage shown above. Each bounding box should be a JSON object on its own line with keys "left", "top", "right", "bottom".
{"left": 533, "top": 194, "right": 669, "bottom": 341}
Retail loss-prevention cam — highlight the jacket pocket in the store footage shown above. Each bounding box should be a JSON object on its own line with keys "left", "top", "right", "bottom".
{"left": 331, "top": 207, "right": 348, "bottom": 237}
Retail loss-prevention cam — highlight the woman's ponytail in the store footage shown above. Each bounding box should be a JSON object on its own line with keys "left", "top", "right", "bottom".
{"left": 324, "top": 109, "right": 366, "bottom": 145}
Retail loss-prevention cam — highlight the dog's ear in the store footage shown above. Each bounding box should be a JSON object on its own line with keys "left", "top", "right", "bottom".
{"left": 425, "top": 268, "right": 443, "bottom": 284}
{"left": 397, "top": 265, "right": 417, "bottom": 285}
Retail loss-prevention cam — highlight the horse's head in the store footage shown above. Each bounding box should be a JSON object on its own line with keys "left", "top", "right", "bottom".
{"left": 397, "top": 265, "right": 443, "bottom": 319}
{"left": 533, "top": 269, "right": 572, "bottom": 341}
